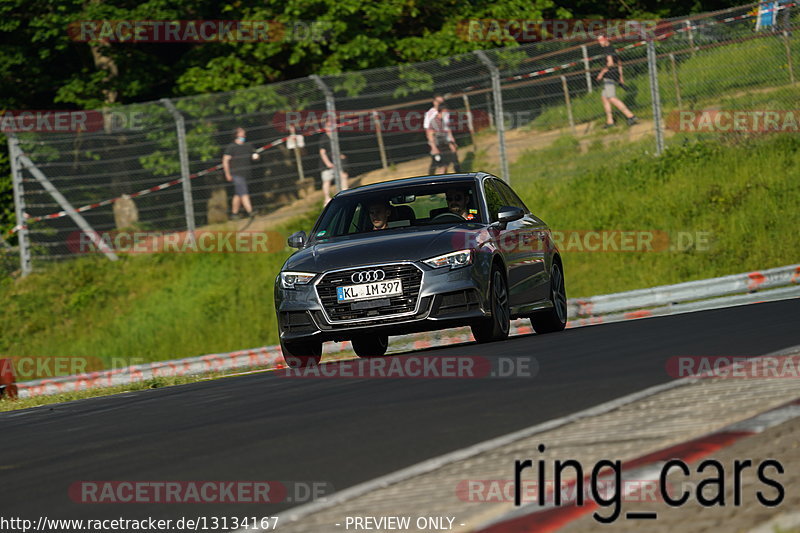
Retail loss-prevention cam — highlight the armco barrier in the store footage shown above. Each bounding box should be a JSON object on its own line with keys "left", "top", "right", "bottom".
{"left": 569, "top": 264, "right": 800, "bottom": 318}
{"left": 6, "top": 264, "right": 800, "bottom": 400}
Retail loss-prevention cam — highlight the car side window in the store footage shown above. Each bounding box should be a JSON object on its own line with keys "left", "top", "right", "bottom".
{"left": 484, "top": 179, "right": 505, "bottom": 222}
{"left": 347, "top": 204, "right": 364, "bottom": 234}
{"left": 494, "top": 179, "right": 529, "bottom": 213}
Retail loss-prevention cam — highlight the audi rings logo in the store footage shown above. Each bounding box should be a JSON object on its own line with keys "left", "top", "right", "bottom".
{"left": 351, "top": 270, "right": 386, "bottom": 283}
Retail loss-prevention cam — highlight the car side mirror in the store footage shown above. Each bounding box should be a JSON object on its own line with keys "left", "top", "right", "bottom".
{"left": 497, "top": 206, "right": 524, "bottom": 224}
{"left": 288, "top": 231, "right": 307, "bottom": 249}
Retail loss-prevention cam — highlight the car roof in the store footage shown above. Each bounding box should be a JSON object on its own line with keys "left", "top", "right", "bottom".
{"left": 337, "top": 172, "right": 490, "bottom": 197}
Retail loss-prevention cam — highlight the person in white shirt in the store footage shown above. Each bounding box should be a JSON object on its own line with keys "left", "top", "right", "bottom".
{"left": 424, "top": 95, "right": 444, "bottom": 173}
{"left": 426, "top": 102, "right": 464, "bottom": 174}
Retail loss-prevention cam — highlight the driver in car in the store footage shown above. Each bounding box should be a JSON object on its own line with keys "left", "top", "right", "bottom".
{"left": 445, "top": 188, "right": 470, "bottom": 219}
{"left": 368, "top": 201, "right": 392, "bottom": 231}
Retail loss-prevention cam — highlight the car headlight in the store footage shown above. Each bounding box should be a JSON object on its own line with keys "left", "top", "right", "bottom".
{"left": 280, "top": 271, "right": 316, "bottom": 289}
{"left": 423, "top": 249, "right": 473, "bottom": 270}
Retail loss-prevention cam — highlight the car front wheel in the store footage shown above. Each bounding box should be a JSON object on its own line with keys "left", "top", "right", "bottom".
{"left": 351, "top": 334, "right": 389, "bottom": 358}
{"left": 281, "top": 338, "right": 323, "bottom": 368}
{"left": 471, "top": 267, "right": 510, "bottom": 343}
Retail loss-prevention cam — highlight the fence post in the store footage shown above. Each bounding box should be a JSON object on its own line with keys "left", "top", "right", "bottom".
{"left": 782, "top": 30, "right": 796, "bottom": 84}
{"left": 289, "top": 126, "right": 306, "bottom": 180}
{"left": 161, "top": 98, "right": 196, "bottom": 237}
{"left": 646, "top": 38, "right": 665, "bottom": 155}
{"left": 461, "top": 93, "right": 476, "bottom": 141}
{"left": 474, "top": 50, "right": 510, "bottom": 184}
{"left": 310, "top": 75, "right": 343, "bottom": 192}
{"left": 372, "top": 111, "right": 389, "bottom": 169}
{"left": 684, "top": 20, "right": 696, "bottom": 55}
{"left": 581, "top": 45, "right": 593, "bottom": 93}
{"left": 669, "top": 53, "right": 683, "bottom": 109}
{"left": 485, "top": 92, "right": 494, "bottom": 130}
{"left": 7, "top": 135, "right": 31, "bottom": 276}
{"left": 560, "top": 76, "right": 576, "bottom": 134}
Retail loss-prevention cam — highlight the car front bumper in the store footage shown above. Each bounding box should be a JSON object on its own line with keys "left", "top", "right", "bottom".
{"left": 275, "top": 262, "right": 490, "bottom": 342}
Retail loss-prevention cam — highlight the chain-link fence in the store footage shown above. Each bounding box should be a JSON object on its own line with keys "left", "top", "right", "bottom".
{"left": 6, "top": 1, "right": 799, "bottom": 275}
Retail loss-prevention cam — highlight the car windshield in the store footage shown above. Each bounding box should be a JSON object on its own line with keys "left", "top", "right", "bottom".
{"left": 310, "top": 183, "right": 481, "bottom": 240}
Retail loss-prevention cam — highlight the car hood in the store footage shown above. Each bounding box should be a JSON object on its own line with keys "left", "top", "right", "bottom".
{"left": 283, "top": 225, "right": 482, "bottom": 272}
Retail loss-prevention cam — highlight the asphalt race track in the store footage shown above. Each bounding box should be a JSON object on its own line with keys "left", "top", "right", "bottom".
{"left": 1, "top": 299, "right": 799, "bottom": 525}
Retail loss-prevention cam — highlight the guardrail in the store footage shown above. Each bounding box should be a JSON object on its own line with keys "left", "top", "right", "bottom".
{"left": 5, "top": 264, "right": 800, "bottom": 400}
{"left": 568, "top": 264, "right": 800, "bottom": 318}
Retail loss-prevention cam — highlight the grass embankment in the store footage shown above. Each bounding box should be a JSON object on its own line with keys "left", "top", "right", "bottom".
{"left": 0, "top": 211, "right": 317, "bottom": 368}
{"left": 1, "top": 132, "right": 798, "bottom": 368}
{"left": 512, "top": 133, "right": 800, "bottom": 296}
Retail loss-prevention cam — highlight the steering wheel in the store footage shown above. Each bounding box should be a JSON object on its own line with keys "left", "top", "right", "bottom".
{"left": 430, "top": 212, "right": 465, "bottom": 223}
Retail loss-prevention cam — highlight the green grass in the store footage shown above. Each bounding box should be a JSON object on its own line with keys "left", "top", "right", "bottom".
{"left": 511, "top": 132, "right": 800, "bottom": 296}
{"left": 0, "top": 210, "right": 318, "bottom": 366}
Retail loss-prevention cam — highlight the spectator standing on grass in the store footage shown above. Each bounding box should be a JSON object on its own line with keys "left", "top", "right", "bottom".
{"left": 318, "top": 120, "right": 349, "bottom": 206}
{"left": 427, "top": 105, "right": 460, "bottom": 174}
{"left": 424, "top": 95, "right": 444, "bottom": 173}
{"left": 223, "top": 127, "right": 260, "bottom": 218}
{"left": 596, "top": 34, "right": 638, "bottom": 129}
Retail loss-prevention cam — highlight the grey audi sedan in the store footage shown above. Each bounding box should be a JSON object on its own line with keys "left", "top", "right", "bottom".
{"left": 275, "top": 172, "right": 566, "bottom": 367}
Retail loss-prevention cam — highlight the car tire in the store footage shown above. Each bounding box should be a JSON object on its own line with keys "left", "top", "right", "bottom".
{"left": 471, "top": 266, "right": 510, "bottom": 343}
{"left": 530, "top": 260, "right": 567, "bottom": 334}
{"left": 281, "top": 338, "right": 323, "bottom": 368}
{"left": 351, "top": 334, "right": 389, "bottom": 358}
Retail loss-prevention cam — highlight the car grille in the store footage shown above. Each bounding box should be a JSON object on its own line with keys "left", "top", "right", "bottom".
{"left": 316, "top": 263, "right": 423, "bottom": 322}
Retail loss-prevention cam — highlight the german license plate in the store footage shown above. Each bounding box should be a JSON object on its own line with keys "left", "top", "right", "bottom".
{"left": 336, "top": 279, "right": 403, "bottom": 302}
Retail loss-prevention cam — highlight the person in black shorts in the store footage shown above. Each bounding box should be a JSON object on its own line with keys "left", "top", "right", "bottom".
{"left": 222, "top": 127, "right": 260, "bottom": 218}
{"left": 596, "top": 34, "right": 638, "bottom": 129}
{"left": 318, "top": 126, "right": 349, "bottom": 206}
{"left": 426, "top": 105, "right": 458, "bottom": 174}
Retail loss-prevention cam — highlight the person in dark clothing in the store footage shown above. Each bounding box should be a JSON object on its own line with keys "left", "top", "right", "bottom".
{"left": 596, "top": 34, "right": 638, "bottom": 128}
{"left": 222, "top": 127, "right": 260, "bottom": 217}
